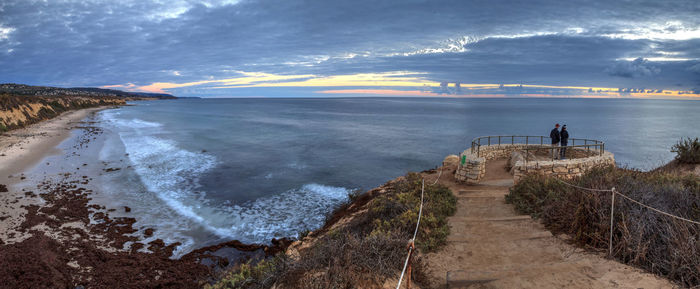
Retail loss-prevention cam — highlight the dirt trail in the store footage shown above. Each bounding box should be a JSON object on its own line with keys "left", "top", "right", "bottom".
{"left": 423, "top": 159, "right": 675, "bottom": 289}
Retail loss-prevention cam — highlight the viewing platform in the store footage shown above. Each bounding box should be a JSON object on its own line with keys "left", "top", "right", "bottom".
{"left": 455, "top": 135, "right": 615, "bottom": 184}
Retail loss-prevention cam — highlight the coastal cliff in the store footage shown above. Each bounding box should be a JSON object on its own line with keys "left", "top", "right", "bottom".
{"left": 0, "top": 83, "right": 176, "bottom": 131}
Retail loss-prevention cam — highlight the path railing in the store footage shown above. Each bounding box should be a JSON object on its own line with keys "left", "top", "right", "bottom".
{"left": 395, "top": 167, "right": 442, "bottom": 289}
{"left": 554, "top": 178, "right": 700, "bottom": 257}
{"left": 469, "top": 135, "right": 605, "bottom": 159}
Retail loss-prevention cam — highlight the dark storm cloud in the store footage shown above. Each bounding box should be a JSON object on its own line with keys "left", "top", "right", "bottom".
{"left": 0, "top": 0, "right": 699, "bottom": 95}
{"left": 606, "top": 58, "right": 661, "bottom": 78}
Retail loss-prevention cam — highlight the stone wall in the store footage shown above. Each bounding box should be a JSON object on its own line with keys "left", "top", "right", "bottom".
{"left": 454, "top": 151, "right": 486, "bottom": 184}
{"left": 513, "top": 151, "right": 615, "bottom": 183}
{"left": 454, "top": 143, "right": 614, "bottom": 184}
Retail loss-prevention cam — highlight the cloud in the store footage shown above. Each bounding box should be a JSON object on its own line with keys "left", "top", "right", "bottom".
{"left": 0, "top": 0, "right": 699, "bottom": 95}
{"left": 605, "top": 57, "right": 661, "bottom": 78}
{"left": 105, "top": 71, "right": 439, "bottom": 93}
{"left": 600, "top": 21, "right": 700, "bottom": 41}
{"left": 0, "top": 25, "right": 14, "bottom": 40}
{"left": 688, "top": 63, "right": 700, "bottom": 73}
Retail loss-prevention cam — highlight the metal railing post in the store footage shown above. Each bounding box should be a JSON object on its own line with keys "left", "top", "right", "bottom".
{"left": 467, "top": 136, "right": 604, "bottom": 161}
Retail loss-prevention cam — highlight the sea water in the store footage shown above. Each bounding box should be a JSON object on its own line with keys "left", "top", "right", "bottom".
{"left": 28, "top": 97, "right": 700, "bottom": 256}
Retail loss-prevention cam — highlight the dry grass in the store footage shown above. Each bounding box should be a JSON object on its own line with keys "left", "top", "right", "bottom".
{"left": 506, "top": 166, "right": 700, "bottom": 287}
{"left": 208, "top": 172, "right": 456, "bottom": 289}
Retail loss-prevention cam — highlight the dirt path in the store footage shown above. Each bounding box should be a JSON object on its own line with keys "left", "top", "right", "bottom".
{"left": 423, "top": 159, "right": 675, "bottom": 289}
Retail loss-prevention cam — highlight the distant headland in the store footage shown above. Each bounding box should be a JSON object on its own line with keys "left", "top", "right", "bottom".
{"left": 0, "top": 83, "right": 179, "bottom": 132}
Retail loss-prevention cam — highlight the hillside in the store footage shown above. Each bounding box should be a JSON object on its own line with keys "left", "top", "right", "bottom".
{"left": 0, "top": 83, "right": 176, "bottom": 132}
{"left": 0, "top": 83, "right": 176, "bottom": 99}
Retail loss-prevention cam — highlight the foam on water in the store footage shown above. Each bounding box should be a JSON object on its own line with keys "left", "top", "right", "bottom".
{"left": 220, "top": 183, "right": 350, "bottom": 242}
{"left": 99, "top": 111, "right": 351, "bottom": 255}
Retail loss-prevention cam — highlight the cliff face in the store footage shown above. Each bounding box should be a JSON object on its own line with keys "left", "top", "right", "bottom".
{"left": 0, "top": 83, "right": 178, "bottom": 132}
{"left": 0, "top": 94, "right": 125, "bottom": 132}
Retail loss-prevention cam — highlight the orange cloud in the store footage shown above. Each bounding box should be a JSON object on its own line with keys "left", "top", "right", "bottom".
{"left": 318, "top": 89, "right": 511, "bottom": 98}
{"left": 318, "top": 89, "right": 442, "bottom": 97}
{"left": 101, "top": 70, "right": 700, "bottom": 99}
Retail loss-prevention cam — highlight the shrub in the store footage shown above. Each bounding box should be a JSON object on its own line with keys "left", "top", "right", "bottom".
{"left": 282, "top": 229, "right": 408, "bottom": 288}
{"left": 205, "top": 255, "right": 285, "bottom": 289}
{"left": 507, "top": 166, "right": 700, "bottom": 287}
{"left": 672, "top": 137, "right": 700, "bottom": 164}
{"left": 366, "top": 172, "right": 456, "bottom": 252}
{"left": 208, "top": 172, "right": 456, "bottom": 289}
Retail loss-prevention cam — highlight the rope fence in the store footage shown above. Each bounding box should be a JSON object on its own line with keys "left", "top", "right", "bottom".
{"left": 395, "top": 165, "right": 442, "bottom": 289}
{"left": 554, "top": 178, "right": 700, "bottom": 256}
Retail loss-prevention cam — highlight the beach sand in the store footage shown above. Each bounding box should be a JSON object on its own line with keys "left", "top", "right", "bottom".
{"left": 0, "top": 107, "right": 110, "bottom": 184}
{"left": 0, "top": 107, "right": 111, "bottom": 242}
{"left": 0, "top": 105, "right": 282, "bottom": 288}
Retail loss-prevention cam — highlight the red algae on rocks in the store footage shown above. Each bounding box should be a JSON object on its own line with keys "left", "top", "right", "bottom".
{"left": 0, "top": 175, "right": 292, "bottom": 289}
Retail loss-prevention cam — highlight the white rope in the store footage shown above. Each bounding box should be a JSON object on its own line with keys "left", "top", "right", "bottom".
{"left": 609, "top": 188, "right": 616, "bottom": 256}
{"left": 430, "top": 165, "right": 443, "bottom": 186}
{"left": 396, "top": 249, "right": 412, "bottom": 289}
{"left": 555, "top": 178, "right": 613, "bottom": 192}
{"left": 614, "top": 189, "right": 700, "bottom": 225}
{"left": 413, "top": 179, "right": 425, "bottom": 240}
{"left": 555, "top": 177, "right": 700, "bottom": 225}
{"left": 396, "top": 179, "right": 425, "bottom": 289}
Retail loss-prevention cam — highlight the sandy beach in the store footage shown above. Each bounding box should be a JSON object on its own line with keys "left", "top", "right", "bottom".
{"left": 0, "top": 107, "right": 111, "bottom": 242}
{"left": 0, "top": 107, "right": 110, "bottom": 185}
{"left": 0, "top": 106, "right": 285, "bottom": 288}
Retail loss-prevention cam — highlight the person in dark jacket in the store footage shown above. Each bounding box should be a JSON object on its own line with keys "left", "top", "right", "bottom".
{"left": 550, "top": 123, "right": 560, "bottom": 159}
{"left": 560, "top": 125, "right": 569, "bottom": 159}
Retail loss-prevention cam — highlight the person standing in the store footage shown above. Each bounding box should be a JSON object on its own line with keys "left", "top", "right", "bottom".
{"left": 560, "top": 125, "right": 569, "bottom": 159}
{"left": 550, "top": 123, "right": 561, "bottom": 159}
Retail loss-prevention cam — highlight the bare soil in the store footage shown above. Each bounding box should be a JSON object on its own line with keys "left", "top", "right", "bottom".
{"left": 422, "top": 159, "right": 676, "bottom": 288}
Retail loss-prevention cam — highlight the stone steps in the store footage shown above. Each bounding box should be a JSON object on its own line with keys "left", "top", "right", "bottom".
{"left": 456, "top": 190, "right": 508, "bottom": 199}
{"left": 439, "top": 237, "right": 566, "bottom": 269}
{"left": 445, "top": 262, "right": 593, "bottom": 289}
{"left": 450, "top": 215, "right": 531, "bottom": 222}
{"left": 447, "top": 230, "right": 552, "bottom": 243}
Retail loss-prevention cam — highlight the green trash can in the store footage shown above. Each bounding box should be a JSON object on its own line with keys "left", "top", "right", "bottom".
{"left": 461, "top": 155, "right": 466, "bottom": 165}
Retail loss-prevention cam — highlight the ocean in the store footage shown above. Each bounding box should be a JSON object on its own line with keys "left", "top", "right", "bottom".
{"left": 22, "top": 97, "right": 700, "bottom": 256}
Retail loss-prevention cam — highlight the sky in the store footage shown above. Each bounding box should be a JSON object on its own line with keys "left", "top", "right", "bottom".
{"left": 0, "top": 0, "right": 699, "bottom": 98}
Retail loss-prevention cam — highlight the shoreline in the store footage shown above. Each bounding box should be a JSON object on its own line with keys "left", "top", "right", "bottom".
{"left": 0, "top": 106, "right": 114, "bottom": 187}
{"left": 0, "top": 106, "right": 115, "bottom": 243}
{"left": 0, "top": 104, "right": 290, "bottom": 288}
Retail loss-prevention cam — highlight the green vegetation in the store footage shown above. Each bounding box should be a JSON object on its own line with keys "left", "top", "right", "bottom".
{"left": 672, "top": 137, "right": 700, "bottom": 164}
{"left": 506, "top": 166, "right": 700, "bottom": 287}
{"left": 367, "top": 172, "right": 456, "bottom": 252}
{"left": 208, "top": 172, "right": 456, "bottom": 289}
{"left": 205, "top": 256, "right": 285, "bottom": 289}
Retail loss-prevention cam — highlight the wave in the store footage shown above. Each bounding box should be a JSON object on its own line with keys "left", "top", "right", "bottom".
{"left": 101, "top": 112, "right": 350, "bottom": 255}
{"left": 220, "top": 183, "right": 350, "bottom": 242}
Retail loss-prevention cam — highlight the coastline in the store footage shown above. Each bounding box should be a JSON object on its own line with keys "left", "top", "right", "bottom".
{"left": 0, "top": 106, "right": 114, "bottom": 186}
{"left": 0, "top": 106, "right": 114, "bottom": 243}
{"left": 0, "top": 104, "right": 288, "bottom": 288}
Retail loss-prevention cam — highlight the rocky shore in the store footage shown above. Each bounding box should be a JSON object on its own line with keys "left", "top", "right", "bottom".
{"left": 0, "top": 107, "right": 292, "bottom": 288}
